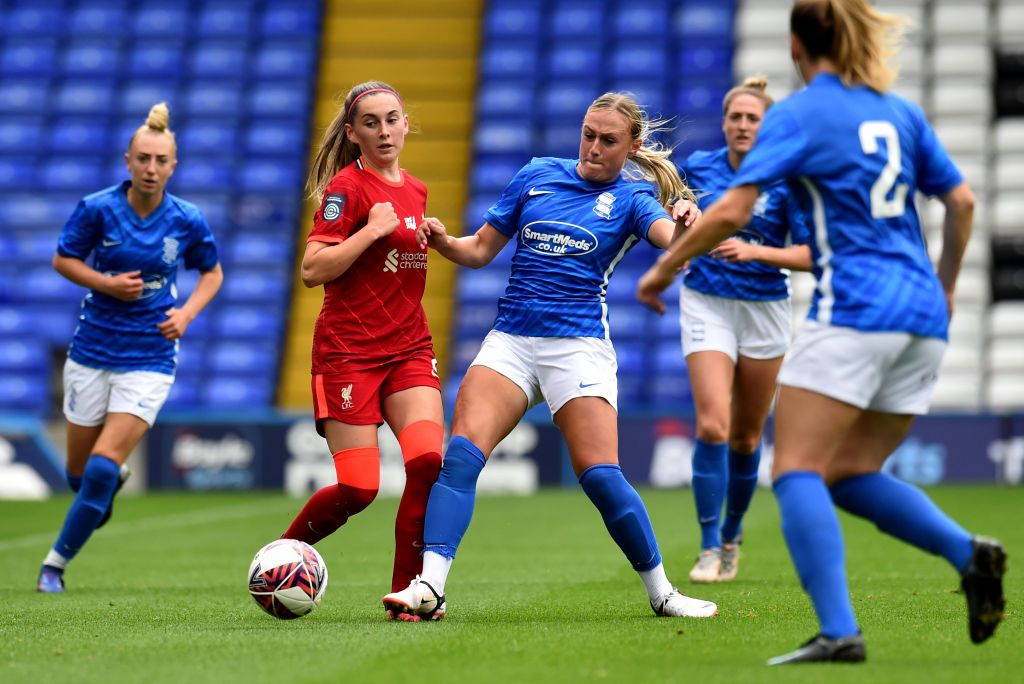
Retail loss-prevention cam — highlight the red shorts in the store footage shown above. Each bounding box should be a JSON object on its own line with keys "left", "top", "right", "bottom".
{"left": 312, "top": 351, "right": 440, "bottom": 432}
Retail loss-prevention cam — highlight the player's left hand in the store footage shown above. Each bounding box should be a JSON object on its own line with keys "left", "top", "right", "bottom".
{"left": 636, "top": 264, "right": 676, "bottom": 315}
{"left": 670, "top": 198, "right": 701, "bottom": 228}
{"left": 710, "top": 239, "right": 757, "bottom": 263}
{"left": 416, "top": 216, "right": 448, "bottom": 249}
{"left": 157, "top": 308, "right": 193, "bottom": 340}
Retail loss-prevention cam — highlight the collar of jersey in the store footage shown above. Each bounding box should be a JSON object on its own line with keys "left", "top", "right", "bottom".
{"left": 356, "top": 157, "right": 405, "bottom": 188}
{"left": 118, "top": 180, "right": 171, "bottom": 226}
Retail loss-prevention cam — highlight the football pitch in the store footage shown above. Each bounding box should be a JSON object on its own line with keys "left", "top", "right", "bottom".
{"left": 0, "top": 486, "right": 1018, "bottom": 684}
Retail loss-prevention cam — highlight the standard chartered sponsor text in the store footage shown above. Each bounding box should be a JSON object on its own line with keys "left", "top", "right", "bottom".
{"left": 399, "top": 251, "right": 428, "bottom": 269}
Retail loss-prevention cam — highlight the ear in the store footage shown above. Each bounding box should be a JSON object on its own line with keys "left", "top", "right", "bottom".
{"left": 789, "top": 32, "right": 802, "bottom": 63}
{"left": 402, "top": 113, "right": 410, "bottom": 134}
{"left": 630, "top": 137, "right": 643, "bottom": 155}
{"left": 344, "top": 122, "right": 357, "bottom": 144}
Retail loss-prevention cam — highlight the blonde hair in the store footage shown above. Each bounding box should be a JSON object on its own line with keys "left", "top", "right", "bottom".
{"left": 587, "top": 92, "right": 695, "bottom": 205}
{"left": 128, "top": 102, "right": 176, "bottom": 153}
{"left": 307, "top": 80, "right": 402, "bottom": 203}
{"left": 791, "top": 0, "right": 905, "bottom": 93}
{"left": 723, "top": 75, "right": 774, "bottom": 116}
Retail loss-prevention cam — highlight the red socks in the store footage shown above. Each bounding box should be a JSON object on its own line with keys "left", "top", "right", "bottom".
{"left": 392, "top": 421, "right": 443, "bottom": 591}
{"left": 281, "top": 447, "right": 380, "bottom": 544}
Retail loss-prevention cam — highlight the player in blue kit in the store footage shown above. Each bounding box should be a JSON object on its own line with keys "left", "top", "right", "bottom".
{"left": 679, "top": 76, "right": 812, "bottom": 584}
{"left": 637, "top": 0, "right": 1005, "bottom": 663}
{"left": 382, "top": 92, "right": 718, "bottom": 621}
{"left": 37, "top": 103, "right": 223, "bottom": 593}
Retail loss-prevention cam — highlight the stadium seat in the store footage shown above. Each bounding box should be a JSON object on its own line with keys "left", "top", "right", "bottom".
{"left": 220, "top": 269, "right": 290, "bottom": 304}
{"left": 0, "top": 119, "right": 43, "bottom": 154}
{"left": 196, "top": 6, "right": 253, "bottom": 37}
{"left": 0, "top": 159, "right": 37, "bottom": 190}
{"left": 17, "top": 267, "right": 87, "bottom": 304}
{"left": 931, "top": 372, "right": 983, "bottom": 410}
{"left": 932, "top": 4, "right": 990, "bottom": 40}
{"left": 674, "top": 4, "right": 734, "bottom": 42}
{"left": 454, "top": 302, "right": 499, "bottom": 340}
{"left": 226, "top": 234, "right": 294, "bottom": 267}
{"left": 238, "top": 161, "right": 303, "bottom": 192}
{"left": 40, "top": 159, "right": 104, "bottom": 191}
{"left": 477, "top": 82, "right": 537, "bottom": 118}
{"left": 481, "top": 44, "right": 539, "bottom": 79}
{"left": 54, "top": 81, "right": 115, "bottom": 115}
{"left": 247, "top": 83, "right": 309, "bottom": 118}
{"left": 49, "top": 119, "right": 111, "bottom": 154}
{"left": 189, "top": 44, "right": 249, "bottom": 79}
{"left": 164, "top": 376, "right": 201, "bottom": 409}
{"left": 212, "top": 307, "right": 284, "bottom": 340}
{"left": 546, "top": 45, "right": 603, "bottom": 80}
{"left": 986, "top": 375, "right": 1024, "bottom": 410}
{"left": 245, "top": 121, "right": 305, "bottom": 156}
{"left": 61, "top": 43, "right": 121, "bottom": 78}
{"left": 0, "top": 375, "right": 49, "bottom": 413}
{"left": 474, "top": 122, "right": 533, "bottom": 156}
{"left": 612, "top": 2, "right": 670, "bottom": 39}
{"left": 133, "top": 8, "right": 190, "bottom": 38}
{"left": 1, "top": 42, "right": 58, "bottom": 77}
{"left": 129, "top": 44, "right": 186, "bottom": 78}
{"left": 677, "top": 45, "right": 733, "bottom": 86}
{"left": 608, "top": 304, "right": 649, "bottom": 341}
{"left": 539, "top": 123, "right": 583, "bottom": 159}
{"left": 457, "top": 268, "right": 510, "bottom": 304}
{"left": 989, "top": 301, "right": 1024, "bottom": 338}
{"left": 120, "top": 82, "right": 179, "bottom": 117}
{"left": 185, "top": 194, "right": 232, "bottom": 230}
{"left": 170, "top": 160, "right": 235, "bottom": 191}
{"left": 548, "top": 2, "right": 605, "bottom": 40}
{"left": 176, "top": 123, "right": 239, "bottom": 156}
{"left": 5, "top": 8, "right": 62, "bottom": 36}
{"left": 253, "top": 44, "right": 315, "bottom": 79}
{"left": 207, "top": 341, "right": 278, "bottom": 375}
{"left": 470, "top": 157, "right": 521, "bottom": 194}
{"left": 484, "top": 0, "right": 543, "bottom": 40}
{"left": 0, "top": 338, "right": 49, "bottom": 372}
{"left": 69, "top": 6, "right": 127, "bottom": 36}
{"left": 183, "top": 83, "right": 243, "bottom": 118}
{"left": 649, "top": 372, "right": 693, "bottom": 406}
{"left": 610, "top": 46, "right": 668, "bottom": 79}
{"left": 607, "top": 81, "right": 666, "bottom": 116}
{"left": 201, "top": 376, "right": 274, "bottom": 407}
{"left": 261, "top": 6, "right": 319, "bottom": 37}
{"left": 0, "top": 81, "right": 51, "bottom": 115}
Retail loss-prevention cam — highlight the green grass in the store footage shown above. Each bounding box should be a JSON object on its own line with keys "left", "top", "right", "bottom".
{"left": 0, "top": 487, "right": 1018, "bottom": 684}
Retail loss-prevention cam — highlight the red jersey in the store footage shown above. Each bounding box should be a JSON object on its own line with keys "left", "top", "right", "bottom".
{"left": 308, "top": 158, "right": 433, "bottom": 372}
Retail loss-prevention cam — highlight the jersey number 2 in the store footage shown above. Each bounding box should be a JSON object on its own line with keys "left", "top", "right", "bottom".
{"left": 858, "top": 121, "right": 909, "bottom": 219}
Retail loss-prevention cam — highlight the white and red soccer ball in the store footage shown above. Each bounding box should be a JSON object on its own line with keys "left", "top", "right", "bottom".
{"left": 248, "top": 539, "right": 328, "bottom": 619}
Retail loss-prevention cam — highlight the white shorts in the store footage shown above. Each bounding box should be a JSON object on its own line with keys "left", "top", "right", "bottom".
{"left": 470, "top": 330, "right": 619, "bottom": 414}
{"left": 679, "top": 286, "right": 791, "bottom": 361}
{"left": 63, "top": 358, "right": 174, "bottom": 427}
{"left": 778, "top": 321, "right": 946, "bottom": 415}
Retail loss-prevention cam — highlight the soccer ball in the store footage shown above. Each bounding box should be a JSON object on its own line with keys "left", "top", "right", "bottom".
{"left": 247, "top": 539, "right": 328, "bottom": 619}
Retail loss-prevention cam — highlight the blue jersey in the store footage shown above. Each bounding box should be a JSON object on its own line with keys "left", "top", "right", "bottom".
{"left": 732, "top": 73, "right": 962, "bottom": 339}
{"left": 483, "top": 157, "right": 668, "bottom": 338}
{"left": 56, "top": 181, "right": 219, "bottom": 374}
{"left": 682, "top": 147, "right": 810, "bottom": 301}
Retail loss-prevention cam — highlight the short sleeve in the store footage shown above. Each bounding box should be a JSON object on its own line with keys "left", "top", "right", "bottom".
{"left": 309, "top": 175, "right": 362, "bottom": 244}
{"left": 732, "top": 107, "right": 809, "bottom": 190}
{"left": 912, "top": 107, "right": 964, "bottom": 197}
{"left": 482, "top": 160, "right": 534, "bottom": 237}
{"left": 784, "top": 189, "right": 812, "bottom": 245}
{"left": 631, "top": 188, "right": 671, "bottom": 243}
{"left": 183, "top": 212, "right": 219, "bottom": 272}
{"left": 56, "top": 199, "right": 100, "bottom": 260}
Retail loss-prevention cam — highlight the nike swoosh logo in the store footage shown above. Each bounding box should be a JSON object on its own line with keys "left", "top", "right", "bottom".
{"left": 102, "top": 240, "right": 122, "bottom": 247}
{"left": 528, "top": 187, "right": 554, "bottom": 196}
{"left": 578, "top": 381, "right": 600, "bottom": 389}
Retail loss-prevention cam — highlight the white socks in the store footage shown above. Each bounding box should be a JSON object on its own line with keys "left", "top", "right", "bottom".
{"left": 420, "top": 550, "right": 453, "bottom": 594}
{"left": 638, "top": 562, "right": 674, "bottom": 601}
{"left": 43, "top": 549, "right": 69, "bottom": 570}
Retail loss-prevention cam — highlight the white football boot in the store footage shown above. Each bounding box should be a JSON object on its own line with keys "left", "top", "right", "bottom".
{"left": 688, "top": 548, "right": 722, "bottom": 583}
{"left": 382, "top": 576, "right": 446, "bottom": 622}
{"left": 651, "top": 588, "right": 718, "bottom": 618}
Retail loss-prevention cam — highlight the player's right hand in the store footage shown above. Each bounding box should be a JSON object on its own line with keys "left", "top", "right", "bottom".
{"left": 105, "top": 270, "right": 144, "bottom": 301}
{"left": 416, "top": 217, "right": 448, "bottom": 249}
{"left": 368, "top": 202, "right": 400, "bottom": 239}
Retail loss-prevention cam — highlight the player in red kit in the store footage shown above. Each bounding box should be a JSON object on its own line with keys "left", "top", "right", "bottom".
{"left": 280, "top": 81, "right": 443, "bottom": 614}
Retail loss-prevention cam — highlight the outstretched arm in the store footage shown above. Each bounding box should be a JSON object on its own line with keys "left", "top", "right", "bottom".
{"left": 416, "top": 218, "right": 510, "bottom": 269}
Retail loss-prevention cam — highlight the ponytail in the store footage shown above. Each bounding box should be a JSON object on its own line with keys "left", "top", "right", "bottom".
{"left": 128, "top": 101, "right": 176, "bottom": 153}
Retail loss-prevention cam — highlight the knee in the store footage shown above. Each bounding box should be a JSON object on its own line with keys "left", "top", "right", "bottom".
{"left": 340, "top": 483, "right": 378, "bottom": 516}
{"left": 398, "top": 421, "right": 443, "bottom": 482}
{"left": 695, "top": 418, "right": 728, "bottom": 445}
{"left": 728, "top": 434, "right": 761, "bottom": 455}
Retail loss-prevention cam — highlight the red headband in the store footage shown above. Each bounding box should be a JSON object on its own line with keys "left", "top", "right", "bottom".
{"left": 345, "top": 88, "right": 403, "bottom": 124}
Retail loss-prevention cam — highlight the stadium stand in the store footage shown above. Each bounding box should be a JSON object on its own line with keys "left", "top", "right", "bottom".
{"left": 0, "top": 0, "right": 322, "bottom": 414}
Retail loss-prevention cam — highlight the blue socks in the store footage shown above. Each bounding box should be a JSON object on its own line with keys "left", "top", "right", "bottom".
{"left": 423, "top": 436, "right": 486, "bottom": 560}
{"left": 830, "top": 472, "right": 973, "bottom": 572}
{"left": 691, "top": 439, "right": 728, "bottom": 550}
{"left": 721, "top": 445, "right": 761, "bottom": 542}
{"left": 52, "top": 455, "right": 121, "bottom": 562}
{"left": 774, "top": 471, "right": 859, "bottom": 639}
{"left": 66, "top": 471, "right": 83, "bottom": 493}
{"left": 579, "top": 464, "right": 661, "bottom": 572}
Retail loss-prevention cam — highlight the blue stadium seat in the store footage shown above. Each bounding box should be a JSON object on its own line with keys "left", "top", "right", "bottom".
{"left": 470, "top": 157, "right": 521, "bottom": 193}
{"left": 130, "top": 44, "right": 186, "bottom": 78}
{"left": 0, "top": 159, "right": 37, "bottom": 190}
{"left": 245, "top": 121, "right": 305, "bottom": 156}
{"left": 247, "top": 83, "right": 308, "bottom": 117}
{"left": 176, "top": 123, "right": 239, "bottom": 156}
{"left": 546, "top": 45, "right": 602, "bottom": 79}
{"left": 474, "top": 122, "right": 532, "bottom": 156}
{"left": 183, "top": 83, "right": 243, "bottom": 118}
{"left": 185, "top": 194, "right": 232, "bottom": 230}
{"left": 542, "top": 82, "right": 598, "bottom": 118}
{"left": 196, "top": 6, "right": 253, "bottom": 37}
{"left": 133, "top": 8, "right": 190, "bottom": 38}
{"left": 675, "top": 85, "right": 729, "bottom": 119}
{"left": 606, "top": 268, "right": 643, "bottom": 302}
{"left": 454, "top": 302, "right": 498, "bottom": 339}
{"left": 649, "top": 373, "right": 692, "bottom": 406}
{"left": 220, "top": 269, "right": 290, "bottom": 303}
{"left": 672, "top": 120, "right": 725, "bottom": 158}
{"left": 549, "top": 1, "right": 605, "bottom": 40}
{"left": 254, "top": 44, "right": 314, "bottom": 79}
{"left": 607, "top": 80, "right": 666, "bottom": 115}
{"left": 617, "top": 372, "right": 648, "bottom": 408}
{"left": 610, "top": 46, "right": 668, "bottom": 79}
{"left": 19, "top": 304, "right": 79, "bottom": 345}
{"left": 450, "top": 339, "right": 484, "bottom": 375}
{"left": 1, "top": 43, "right": 58, "bottom": 77}
{"left": 234, "top": 191, "right": 300, "bottom": 228}
{"left": 0, "top": 119, "right": 43, "bottom": 154}
{"left": 539, "top": 123, "right": 581, "bottom": 158}
{"left": 612, "top": 2, "right": 670, "bottom": 38}
{"left": 207, "top": 341, "right": 277, "bottom": 374}
{"left": 485, "top": 0, "right": 543, "bottom": 40}
{"left": 608, "top": 304, "right": 650, "bottom": 341}
{"left": 0, "top": 375, "right": 49, "bottom": 414}
{"left": 49, "top": 119, "right": 111, "bottom": 154}
{"left": 653, "top": 339, "right": 686, "bottom": 375}
{"left": 238, "top": 161, "right": 303, "bottom": 192}
{"left": 6, "top": 8, "right": 62, "bottom": 36}
{"left": 164, "top": 376, "right": 200, "bottom": 409}
{"left": 201, "top": 376, "right": 274, "bottom": 407}
{"left": 0, "top": 193, "right": 62, "bottom": 229}
{"left": 189, "top": 44, "right": 248, "bottom": 79}
{"left": 677, "top": 45, "right": 733, "bottom": 86}
{"left": 260, "top": 6, "right": 319, "bottom": 37}
{"left": 55, "top": 81, "right": 115, "bottom": 115}
{"left": 19, "top": 267, "right": 87, "bottom": 303}
{"left": 616, "top": 341, "right": 648, "bottom": 375}
{"left": 120, "top": 82, "right": 178, "bottom": 117}
{"left": 476, "top": 82, "right": 536, "bottom": 119}
{"left": 0, "top": 81, "right": 50, "bottom": 114}
{"left": 213, "top": 307, "right": 283, "bottom": 339}
{"left": 456, "top": 268, "right": 509, "bottom": 304}
{"left": 171, "top": 161, "right": 235, "bottom": 191}
{"left": 0, "top": 338, "right": 49, "bottom": 372}
{"left": 70, "top": 6, "right": 127, "bottom": 35}
{"left": 226, "top": 234, "right": 293, "bottom": 267}
{"left": 481, "top": 44, "right": 539, "bottom": 79}
{"left": 674, "top": 4, "right": 735, "bottom": 42}
{"left": 61, "top": 43, "right": 121, "bottom": 78}
{"left": 40, "top": 159, "right": 104, "bottom": 191}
